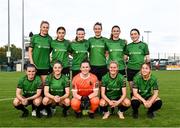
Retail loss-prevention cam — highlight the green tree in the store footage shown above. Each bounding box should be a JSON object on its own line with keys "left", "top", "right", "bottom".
{"left": 0, "top": 44, "right": 22, "bottom": 64}
{"left": 0, "top": 47, "right": 7, "bottom": 64}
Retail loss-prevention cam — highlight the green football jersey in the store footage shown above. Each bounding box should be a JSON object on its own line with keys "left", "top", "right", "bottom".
{"left": 45, "top": 74, "right": 69, "bottom": 96}
{"left": 30, "top": 34, "right": 52, "bottom": 69}
{"left": 125, "top": 41, "right": 149, "bottom": 70}
{"left": 102, "top": 73, "right": 126, "bottom": 100}
{"left": 133, "top": 74, "right": 158, "bottom": 98}
{"left": 51, "top": 39, "right": 70, "bottom": 68}
{"left": 17, "top": 75, "right": 42, "bottom": 97}
{"left": 70, "top": 40, "right": 89, "bottom": 70}
{"left": 106, "top": 39, "right": 126, "bottom": 70}
{"left": 88, "top": 37, "right": 107, "bottom": 66}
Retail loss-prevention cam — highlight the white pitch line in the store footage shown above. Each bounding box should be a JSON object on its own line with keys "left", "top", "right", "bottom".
{"left": 0, "top": 98, "right": 14, "bottom": 101}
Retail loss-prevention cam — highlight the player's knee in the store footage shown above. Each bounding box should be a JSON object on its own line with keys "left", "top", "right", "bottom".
{"left": 71, "top": 98, "right": 80, "bottom": 111}
{"left": 13, "top": 98, "right": 20, "bottom": 106}
{"left": 33, "top": 98, "right": 42, "bottom": 106}
{"left": 42, "top": 97, "right": 50, "bottom": 105}
{"left": 123, "top": 98, "right": 131, "bottom": 107}
{"left": 64, "top": 98, "right": 70, "bottom": 106}
{"left": 90, "top": 97, "right": 100, "bottom": 106}
{"left": 99, "top": 99, "right": 106, "bottom": 107}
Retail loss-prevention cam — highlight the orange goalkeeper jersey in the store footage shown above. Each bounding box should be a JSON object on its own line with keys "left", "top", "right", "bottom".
{"left": 72, "top": 73, "right": 98, "bottom": 96}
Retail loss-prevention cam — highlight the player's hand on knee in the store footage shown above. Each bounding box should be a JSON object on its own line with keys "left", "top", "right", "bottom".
{"left": 22, "top": 99, "right": 28, "bottom": 105}
{"left": 54, "top": 95, "right": 60, "bottom": 103}
{"left": 108, "top": 100, "right": 114, "bottom": 107}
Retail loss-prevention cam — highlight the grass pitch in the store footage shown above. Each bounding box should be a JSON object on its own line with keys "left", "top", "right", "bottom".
{"left": 0, "top": 71, "right": 180, "bottom": 127}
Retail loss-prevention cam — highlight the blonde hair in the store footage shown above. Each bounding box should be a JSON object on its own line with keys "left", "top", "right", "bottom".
{"left": 109, "top": 61, "right": 119, "bottom": 68}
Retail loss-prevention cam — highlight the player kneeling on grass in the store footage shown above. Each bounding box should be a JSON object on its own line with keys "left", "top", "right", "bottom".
{"left": 42, "top": 61, "right": 70, "bottom": 117}
{"left": 131, "top": 63, "right": 162, "bottom": 119}
{"left": 100, "top": 61, "right": 131, "bottom": 119}
{"left": 13, "top": 64, "right": 42, "bottom": 118}
{"left": 71, "top": 60, "right": 100, "bottom": 119}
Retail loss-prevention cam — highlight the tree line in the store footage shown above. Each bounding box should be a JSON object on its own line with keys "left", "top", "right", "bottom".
{"left": 0, "top": 44, "right": 22, "bottom": 64}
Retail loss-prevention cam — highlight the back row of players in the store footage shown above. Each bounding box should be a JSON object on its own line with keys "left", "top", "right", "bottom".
{"left": 13, "top": 21, "right": 162, "bottom": 119}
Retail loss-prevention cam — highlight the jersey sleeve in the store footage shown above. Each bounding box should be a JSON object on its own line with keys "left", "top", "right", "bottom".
{"left": 29, "top": 35, "right": 35, "bottom": 48}
{"left": 64, "top": 76, "right": 70, "bottom": 88}
{"left": 152, "top": 78, "right": 159, "bottom": 90}
{"left": 36, "top": 76, "right": 43, "bottom": 89}
{"left": 87, "top": 38, "right": 92, "bottom": 52}
{"left": 123, "top": 40, "right": 127, "bottom": 54}
{"left": 101, "top": 75, "right": 107, "bottom": 88}
{"left": 132, "top": 75, "right": 138, "bottom": 89}
{"left": 92, "top": 75, "right": 99, "bottom": 89}
{"left": 103, "top": 37, "right": 108, "bottom": 51}
{"left": 45, "top": 75, "right": 51, "bottom": 86}
{"left": 124, "top": 45, "right": 129, "bottom": 55}
{"left": 66, "top": 40, "right": 71, "bottom": 52}
{"left": 85, "top": 40, "right": 90, "bottom": 50}
{"left": 68, "top": 42, "right": 73, "bottom": 53}
{"left": 72, "top": 76, "right": 77, "bottom": 89}
{"left": 144, "top": 43, "right": 150, "bottom": 55}
{"left": 49, "top": 40, "right": 53, "bottom": 53}
{"left": 17, "top": 77, "right": 24, "bottom": 89}
{"left": 121, "top": 76, "right": 126, "bottom": 88}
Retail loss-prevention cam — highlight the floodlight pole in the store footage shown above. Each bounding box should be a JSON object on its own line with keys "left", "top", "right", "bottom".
{"left": 21, "top": 0, "right": 25, "bottom": 71}
{"left": 8, "top": 0, "right": 10, "bottom": 63}
{"left": 144, "top": 30, "right": 152, "bottom": 44}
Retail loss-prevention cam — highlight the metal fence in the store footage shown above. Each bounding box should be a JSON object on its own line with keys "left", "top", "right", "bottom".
{"left": 1, "top": 52, "right": 180, "bottom": 72}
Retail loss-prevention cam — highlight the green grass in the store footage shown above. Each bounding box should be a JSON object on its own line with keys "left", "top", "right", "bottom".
{"left": 0, "top": 71, "right": 180, "bottom": 127}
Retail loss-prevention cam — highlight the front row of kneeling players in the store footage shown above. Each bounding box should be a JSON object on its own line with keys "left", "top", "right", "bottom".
{"left": 13, "top": 60, "right": 162, "bottom": 119}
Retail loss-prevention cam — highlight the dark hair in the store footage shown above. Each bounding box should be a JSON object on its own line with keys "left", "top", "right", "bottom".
{"left": 25, "top": 64, "right": 36, "bottom": 70}
{"left": 40, "top": 20, "right": 49, "bottom": 27}
{"left": 80, "top": 60, "right": 90, "bottom": 67}
{"left": 130, "top": 28, "right": 140, "bottom": 35}
{"left": 56, "top": 26, "right": 66, "bottom": 33}
{"left": 53, "top": 60, "right": 63, "bottom": 67}
{"left": 110, "top": 25, "right": 120, "bottom": 40}
{"left": 75, "top": 27, "right": 85, "bottom": 41}
{"left": 93, "top": 22, "right": 102, "bottom": 29}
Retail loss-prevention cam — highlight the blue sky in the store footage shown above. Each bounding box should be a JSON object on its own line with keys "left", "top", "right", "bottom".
{"left": 0, "top": 0, "right": 180, "bottom": 58}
